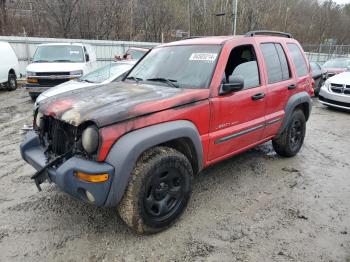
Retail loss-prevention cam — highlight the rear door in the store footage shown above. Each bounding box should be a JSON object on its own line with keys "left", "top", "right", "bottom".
{"left": 257, "top": 42, "right": 296, "bottom": 138}
{"left": 208, "top": 43, "right": 267, "bottom": 162}
{"left": 286, "top": 43, "right": 312, "bottom": 95}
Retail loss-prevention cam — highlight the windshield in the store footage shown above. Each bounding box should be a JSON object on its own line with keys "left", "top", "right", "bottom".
{"left": 33, "top": 45, "right": 84, "bottom": 63}
{"left": 127, "top": 45, "right": 221, "bottom": 89}
{"left": 310, "top": 62, "right": 320, "bottom": 71}
{"left": 80, "top": 63, "right": 133, "bottom": 83}
{"left": 323, "top": 59, "right": 349, "bottom": 69}
{"left": 127, "top": 49, "right": 147, "bottom": 60}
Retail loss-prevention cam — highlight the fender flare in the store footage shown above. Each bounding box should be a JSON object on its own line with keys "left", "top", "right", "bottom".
{"left": 278, "top": 91, "right": 312, "bottom": 135}
{"left": 103, "top": 120, "right": 203, "bottom": 207}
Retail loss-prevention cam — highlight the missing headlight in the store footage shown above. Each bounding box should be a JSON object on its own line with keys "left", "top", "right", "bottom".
{"left": 82, "top": 126, "right": 99, "bottom": 154}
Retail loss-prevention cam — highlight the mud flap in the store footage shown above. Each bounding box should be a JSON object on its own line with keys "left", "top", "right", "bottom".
{"left": 31, "top": 151, "right": 71, "bottom": 191}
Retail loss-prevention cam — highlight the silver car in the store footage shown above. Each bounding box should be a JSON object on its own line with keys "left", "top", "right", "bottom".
{"left": 34, "top": 60, "right": 136, "bottom": 108}
{"left": 319, "top": 72, "right": 350, "bottom": 110}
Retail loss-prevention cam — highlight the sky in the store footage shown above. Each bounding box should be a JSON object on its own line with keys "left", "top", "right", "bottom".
{"left": 334, "top": 0, "right": 350, "bottom": 4}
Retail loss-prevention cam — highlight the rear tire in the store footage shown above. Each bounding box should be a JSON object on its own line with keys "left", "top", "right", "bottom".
{"left": 7, "top": 73, "right": 17, "bottom": 91}
{"left": 29, "top": 93, "right": 38, "bottom": 102}
{"left": 118, "top": 146, "right": 193, "bottom": 234}
{"left": 272, "top": 109, "right": 306, "bottom": 157}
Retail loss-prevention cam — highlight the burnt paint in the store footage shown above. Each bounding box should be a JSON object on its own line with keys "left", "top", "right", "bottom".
{"left": 39, "top": 81, "right": 209, "bottom": 128}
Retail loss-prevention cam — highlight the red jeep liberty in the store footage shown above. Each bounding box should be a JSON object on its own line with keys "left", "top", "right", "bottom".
{"left": 21, "top": 31, "right": 313, "bottom": 234}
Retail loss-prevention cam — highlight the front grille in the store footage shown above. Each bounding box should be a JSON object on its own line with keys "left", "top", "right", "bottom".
{"left": 330, "top": 83, "right": 350, "bottom": 96}
{"left": 40, "top": 117, "right": 80, "bottom": 156}
{"left": 37, "top": 78, "right": 69, "bottom": 87}
{"left": 319, "top": 95, "right": 350, "bottom": 108}
{"left": 36, "top": 72, "right": 69, "bottom": 76}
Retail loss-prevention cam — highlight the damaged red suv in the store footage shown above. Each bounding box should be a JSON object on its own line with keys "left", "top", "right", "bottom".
{"left": 21, "top": 31, "right": 313, "bottom": 234}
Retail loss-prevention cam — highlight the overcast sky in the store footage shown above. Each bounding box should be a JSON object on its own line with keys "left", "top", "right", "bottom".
{"left": 334, "top": 0, "right": 350, "bottom": 4}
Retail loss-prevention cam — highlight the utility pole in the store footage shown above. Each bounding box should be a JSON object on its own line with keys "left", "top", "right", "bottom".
{"left": 130, "top": 0, "right": 133, "bottom": 40}
{"left": 232, "top": 0, "right": 238, "bottom": 35}
{"left": 188, "top": 0, "right": 191, "bottom": 37}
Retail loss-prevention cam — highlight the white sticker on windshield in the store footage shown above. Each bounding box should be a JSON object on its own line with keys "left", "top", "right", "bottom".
{"left": 189, "top": 53, "right": 217, "bottom": 62}
{"left": 70, "top": 51, "right": 80, "bottom": 54}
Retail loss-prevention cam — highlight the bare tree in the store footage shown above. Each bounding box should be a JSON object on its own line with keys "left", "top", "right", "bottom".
{"left": 1, "top": 0, "right": 350, "bottom": 44}
{"left": 39, "top": 0, "right": 80, "bottom": 38}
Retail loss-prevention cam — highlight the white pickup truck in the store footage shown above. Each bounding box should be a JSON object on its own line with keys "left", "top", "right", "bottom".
{"left": 25, "top": 43, "right": 97, "bottom": 100}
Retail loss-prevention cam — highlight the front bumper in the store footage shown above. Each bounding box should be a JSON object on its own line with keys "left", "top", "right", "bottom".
{"left": 20, "top": 131, "right": 115, "bottom": 206}
{"left": 26, "top": 84, "right": 51, "bottom": 94}
{"left": 319, "top": 85, "right": 350, "bottom": 110}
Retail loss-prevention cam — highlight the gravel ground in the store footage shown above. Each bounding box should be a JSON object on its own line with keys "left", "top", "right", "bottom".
{"left": 0, "top": 88, "right": 349, "bottom": 262}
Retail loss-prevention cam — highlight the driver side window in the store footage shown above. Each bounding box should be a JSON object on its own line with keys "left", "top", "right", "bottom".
{"left": 224, "top": 45, "right": 260, "bottom": 89}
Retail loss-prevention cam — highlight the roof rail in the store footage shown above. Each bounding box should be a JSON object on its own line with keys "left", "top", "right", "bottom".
{"left": 183, "top": 36, "right": 204, "bottom": 40}
{"left": 245, "top": 30, "right": 293, "bottom": 38}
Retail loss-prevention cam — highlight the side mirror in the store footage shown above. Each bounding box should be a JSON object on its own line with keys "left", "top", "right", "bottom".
{"left": 220, "top": 75, "right": 244, "bottom": 95}
{"left": 85, "top": 53, "right": 90, "bottom": 62}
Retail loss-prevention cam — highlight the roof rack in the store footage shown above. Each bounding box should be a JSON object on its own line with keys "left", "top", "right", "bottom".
{"left": 245, "top": 30, "right": 293, "bottom": 38}
{"left": 183, "top": 36, "right": 204, "bottom": 40}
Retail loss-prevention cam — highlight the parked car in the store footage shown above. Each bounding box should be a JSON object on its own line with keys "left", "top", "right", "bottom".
{"left": 310, "top": 62, "right": 326, "bottom": 96}
{"left": 319, "top": 72, "right": 350, "bottom": 110}
{"left": 322, "top": 58, "right": 350, "bottom": 79}
{"left": 35, "top": 60, "right": 136, "bottom": 108}
{"left": 0, "top": 41, "right": 19, "bottom": 91}
{"left": 115, "top": 47, "right": 149, "bottom": 61}
{"left": 21, "top": 31, "right": 313, "bottom": 234}
{"left": 25, "top": 43, "right": 97, "bottom": 100}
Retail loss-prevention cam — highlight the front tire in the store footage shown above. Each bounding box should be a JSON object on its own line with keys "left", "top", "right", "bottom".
{"left": 29, "top": 93, "right": 38, "bottom": 102}
{"left": 314, "top": 80, "right": 322, "bottom": 97}
{"left": 7, "top": 73, "right": 17, "bottom": 91}
{"left": 272, "top": 109, "right": 306, "bottom": 157}
{"left": 118, "top": 146, "right": 193, "bottom": 234}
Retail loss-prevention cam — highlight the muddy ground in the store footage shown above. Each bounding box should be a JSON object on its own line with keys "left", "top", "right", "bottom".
{"left": 0, "top": 88, "right": 349, "bottom": 262}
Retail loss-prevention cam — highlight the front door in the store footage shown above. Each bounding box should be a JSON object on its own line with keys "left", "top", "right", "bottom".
{"left": 208, "top": 44, "right": 267, "bottom": 162}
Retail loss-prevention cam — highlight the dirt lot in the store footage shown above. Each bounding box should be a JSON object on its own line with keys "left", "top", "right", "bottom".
{"left": 0, "top": 88, "right": 349, "bottom": 262}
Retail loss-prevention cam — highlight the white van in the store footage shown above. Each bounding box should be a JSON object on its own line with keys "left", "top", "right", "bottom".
{"left": 25, "top": 43, "right": 97, "bottom": 100}
{"left": 0, "top": 41, "right": 19, "bottom": 91}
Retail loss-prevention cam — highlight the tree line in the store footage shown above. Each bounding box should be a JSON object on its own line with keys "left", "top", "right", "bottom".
{"left": 0, "top": 0, "right": 350, "bottom": 45}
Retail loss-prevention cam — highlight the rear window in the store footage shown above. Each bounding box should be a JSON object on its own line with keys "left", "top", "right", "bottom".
{"left": 287, "top": 43, "right": 308, "bottom": 77}
{"left": 261, "top": 43, "right": 291, "bottom": 84}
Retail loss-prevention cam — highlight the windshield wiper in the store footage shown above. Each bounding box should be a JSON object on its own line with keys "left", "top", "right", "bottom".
{"left": 81, "top": 79, "right": 96, "bottom": 83}
{"left": 33, "top": 60, "right": 49, "bottom": 63}
{"left": 52, "top": 59, "right": 73, "bottom": 62}
{"left": 126, "top": 76, "right": 143, "bottom": 83}
{"left": 146, "top": 78, "right": 179, "bottom": 88}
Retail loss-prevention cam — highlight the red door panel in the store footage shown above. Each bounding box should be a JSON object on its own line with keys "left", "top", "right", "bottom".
{"left": 208, "top": 85, "right": 266, "bottom": 161}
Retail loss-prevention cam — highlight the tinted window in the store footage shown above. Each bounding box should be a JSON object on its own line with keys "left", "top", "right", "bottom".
{"left": 275, "top": 44, "right": 291, "bottom": 80}
{"left": 287, "top": 43, "right": 308, "bottom": 77}
{"left": 261, "top": 43, "right": 283, "bottom": 83}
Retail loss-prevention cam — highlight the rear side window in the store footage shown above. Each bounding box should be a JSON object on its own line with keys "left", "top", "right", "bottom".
{"left": 287, "top": 43, "right": 308, "bottom": 77}
{"left": 275, "top": 44, "right": 290, "bottom": 80}
{"left": 261, "top": 43, "right": 291, "bottom": 84}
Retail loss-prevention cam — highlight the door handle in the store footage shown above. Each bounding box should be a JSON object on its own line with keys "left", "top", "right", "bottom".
{"left": 288, "top": 84, "right": 297, "bottom": 90}
{"left": 251, "top": 93, "right": 265, "bottom": 101}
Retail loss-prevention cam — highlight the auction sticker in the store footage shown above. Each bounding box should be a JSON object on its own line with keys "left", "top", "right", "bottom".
{"left": 189, "top": 53, "right": 217, "bottom": 62}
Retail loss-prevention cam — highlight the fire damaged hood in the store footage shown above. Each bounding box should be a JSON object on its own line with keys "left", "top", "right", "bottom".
{"left": 38, "top": 81, "right": 209, "bottom": 127}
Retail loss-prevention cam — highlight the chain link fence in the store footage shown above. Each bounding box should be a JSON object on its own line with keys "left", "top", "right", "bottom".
{"left": 303, "top": 44, "right": 350, "bottom": 64}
